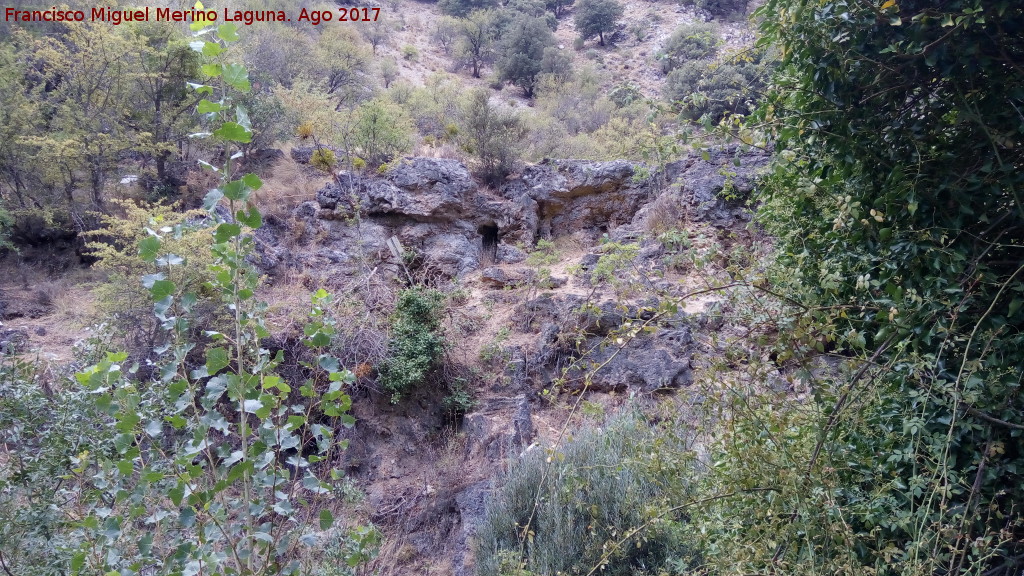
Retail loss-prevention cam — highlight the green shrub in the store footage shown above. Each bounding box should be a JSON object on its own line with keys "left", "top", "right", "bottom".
{"left": 663, "top": 57, "right": 765, "bottom": 123}
{"left": 0, "top": 356, "right": 112, "bottom": 575}
{"left": 378, "top": 288, "right": 447, "bottom": 402}
{"left": 401, "top": 44, "right": 419, "bottom": 61}
{"left": 657, "top": 22, "right": 720, "bottom": 73}
{"left": 695, "top": 0, "right": 749, "bottom": 19}
{"left": 311, "top": 147, "right": 338, "bottom": 171}
{"left": 442, "top": 377, "right": 477, "bottom": 420}
{"left": 476, "top": 412, "right": 697, "bottom": 576}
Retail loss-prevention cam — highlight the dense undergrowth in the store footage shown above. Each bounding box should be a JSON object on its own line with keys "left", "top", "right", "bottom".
{"left": 0, "top": 0, "right": 1021, "bottom": 574}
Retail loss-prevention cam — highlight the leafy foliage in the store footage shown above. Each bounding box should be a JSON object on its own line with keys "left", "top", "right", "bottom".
{"left": 695, "top": 0, "right": 749, "bottom": 20}
{"left": 460, "top": 89, "right": 528, "bottom": 185}
{"left": 378, "top": 288, "right": 447, "bottom": 402}
{"left": 496, "top": 14, "right": 555, "bottom": 97}
{"left": 696, "top": 0, "right": 1024, "bottom": 574}
{"left": 440, "top": 0, "right": 500, "bottom": 18}
{"left": 476, "top": 412, "right": 697, "bottom": 576}
{"left": 353, "top": 97, "right": 414, "bottom": 167}
{"left": 657, "top": 22, "right": 720, "bottom": 73}
{"left": 573, "top": 0, "right": 624, "bottom": 46}
{"left": 1, "top": 21, "right": 372, "bottom": 576}
{"left": 664, "top": 52, "right": 767, "bottom": 123}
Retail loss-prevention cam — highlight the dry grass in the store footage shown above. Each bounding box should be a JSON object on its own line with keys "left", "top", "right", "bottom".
{"left": 644, "top": 191, "right": 689, "bottom": 235}
{"left": 254, "top": 145, "right": 331, "bottom": 222}
{"left": 0, "top": 260, "right": 101, "bottom": 365}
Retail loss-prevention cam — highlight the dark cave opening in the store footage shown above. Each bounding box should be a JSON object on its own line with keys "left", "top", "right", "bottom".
{"left": 478, "top": 223, "right": 499, "bottom": 263}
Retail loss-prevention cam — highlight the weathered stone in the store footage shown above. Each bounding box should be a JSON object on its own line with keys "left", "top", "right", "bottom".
{"left": 480, "top": 267, "right": 535, "bottom": 288}
{"left": 495, "top": 244, "right": 528, "bottom": 264}
{"left": 511, "top": 395, "right": 535, "bottom": 448}
{"left": 0, "top": 328, "right": 29, "bottom": 355}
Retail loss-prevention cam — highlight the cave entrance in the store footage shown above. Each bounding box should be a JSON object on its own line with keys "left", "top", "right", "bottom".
{"left": 478, "top": 223, "right": 499, "bottom": 263}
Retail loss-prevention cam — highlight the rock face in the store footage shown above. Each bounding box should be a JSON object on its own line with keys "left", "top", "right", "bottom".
{"left": 510, "top": 294, "right": 697, "bottom": 395}
{"left": 256, "top": 147, "right": 768, "bottom": 282}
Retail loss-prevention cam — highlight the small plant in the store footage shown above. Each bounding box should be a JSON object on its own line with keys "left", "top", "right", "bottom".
{"left": 479, "top": 325, "right": 512, "bottom": 364}
{"left": 476, "top": 412, "right": 697, "bottom": 576}
{"left": 442, "top": 377, "right": 476, "bottom": 420}
{"left": 311, "top": 525, "right": 383, "bottom": 576}
{"left": 312, "top": 147, "right": 338, "bottom": 171}
{"left": 401, "top": 44, "right": 419, "bottom": 60}
{"left": 525, "top": 238, "right": 559, "bottom": 266}
{"left": 377, "top": 288, "right": 446, "bottom": 402}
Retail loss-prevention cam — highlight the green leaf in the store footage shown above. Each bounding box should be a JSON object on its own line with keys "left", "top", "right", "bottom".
{"left": 198, "top": 99, "right": 222, "bottom": 113}
{"left": 71, "top": 552, "right": 85, "bottom": 575}
{"left": 236, "top": 105, "right": 252, "bottom": 131}
{"left": 150, "top": 279, "right": 176, "bottom": 301}
{"left": 202, "top": 41, "right": 223, "bottom": 57}
{"left": 201, "top": 63, "right": 223, "bottom": 77}
{"left": 117, "top": 459, "right": 134, "bottom": 476}
{"left": 213, "top": 223, "right": 242, "bottom": 243}
{"left": 214, "top": 122, "right": 252, "bottom": 143}
{"left": 203, "top": 188, "right": 224, "bottom": 211}
{"left": 236, "top": 204, "right": 262, "bottom": 228}
{"left": 139, "top": 236, "right": 161, "bottom": 262}
{"left": 241, "top": 173, "right": 263, "bottom": 190}
{"left": 222, "top": 179, "right": 248, "bottom": 201}
{"left": 138, "top": 533, "right": 154, "bottom": 556}
{"left": 206, "top": 347, "right": 230, "bottom": 374}
{"left": 218, "top": 22, "right": 240, "bottom": 42}
{"left": 187, "top": 82, "right": 214, "bottom": 94}
{"left": 319, "top": 509, "right": 334, "bottom": 530}
{"left": 222, "top": 63, "right": 251, "bottom": 92}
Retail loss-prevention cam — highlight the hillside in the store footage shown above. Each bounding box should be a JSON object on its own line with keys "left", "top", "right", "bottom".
{"left": 1, "top": 0, "right": 1022, "bottom": 575}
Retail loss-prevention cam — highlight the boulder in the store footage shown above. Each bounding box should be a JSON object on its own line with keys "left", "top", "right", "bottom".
{"left": 480, "top": 267, "right": 535, "bottom": 288}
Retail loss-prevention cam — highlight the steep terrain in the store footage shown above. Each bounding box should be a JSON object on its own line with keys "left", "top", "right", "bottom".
{"left": 246, "top": 146, "right": 770, "bottom": 574}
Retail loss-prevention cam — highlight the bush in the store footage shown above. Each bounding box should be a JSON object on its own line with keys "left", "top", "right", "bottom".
{"left": 476, "top": 412, "right": 697, "bottom": 576}
{"left": 377, "top": 288, "right": 447, "bottom": 402}
{"left": 663, "top": 57, "right": 765, "bottom": 123}
{"left": 353, "top": 98, "right": 414, "bottom": 166}
{"left": 657, "top": 22, "right": 720, "bottom": 73}
{"left": 574, "top": 0, "right": 624, "bottom": 46}
{"left": 439, "top": 0, "right": 498, "bottom": 17}
{"left": 460, "top": 89, "right": 527, "bottom": 185}
{"left": 311, "top": 147, "right": 338, "bottom": 171}
{"left": 0, "top": 356, "right": 113, "bottom": 575}
{"left": 85, "top": 199, "right": 221, "bottom": 360}
{"left": 696, "top": 0, "right": 749, "bottom": 19}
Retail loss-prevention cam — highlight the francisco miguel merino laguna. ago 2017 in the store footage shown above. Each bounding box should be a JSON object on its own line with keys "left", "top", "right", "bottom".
{"left": 1, "top": 6, "right": 368, "bottom": 25}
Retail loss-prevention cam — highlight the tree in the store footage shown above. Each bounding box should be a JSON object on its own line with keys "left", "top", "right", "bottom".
{"left": 353, "top": 98, "right": 414, "bottom": 167}
{"left": 657, "top": 22, "right": 720, "bottom": 73}
{"left": 360, "top": 17, "right": 393, "bottom": 55}
{"left": 456, "top": 9, "right": 496, "bottom": 79}
{"left": 439, "top": 0, "right": 498, "bottom": 17}
{"left": 432, "top": 16, "right": 461, "bottom": 55}
{"left": 545, "top": 0, "right": 574, "bottom": 19}
{"left": 496, "top": 14, "right": 555, "bottom": 97}
{"left": 26, "top": 20, "right": 134, "bottom": 211}
{"left": 0, "top": 42, "right": 44, "bottom": 212}
{"left": 663, "top": 52, "right": 767, "bottom": 122}
{"left": 309, "top": 27, "right": 373, "bottom": 110}
{"left": 125, "top": 23, "right": 201, "bottom": 189}
{"left": 703, "top": 0, "right": 1024, "bottom": 574}
{"left": 460, "top": 89, "right": 527, "bottom": 185}
{"left": 573, "top": 0, "right": 623, "bottom": 46}
{"left": 696, "top": 0, "right": 749, "bottom": 20}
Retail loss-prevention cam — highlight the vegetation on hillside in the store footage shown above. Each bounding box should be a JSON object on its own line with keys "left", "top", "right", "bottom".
{"left": 1, "top": 0, "right": 1021, "bottom": 574}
